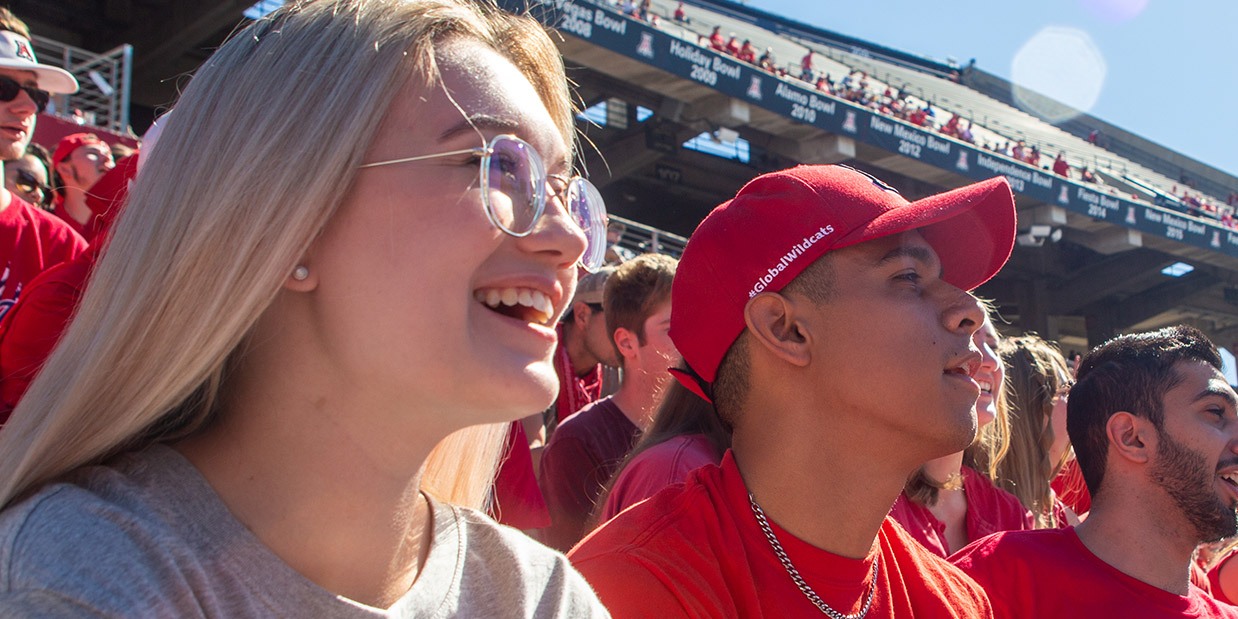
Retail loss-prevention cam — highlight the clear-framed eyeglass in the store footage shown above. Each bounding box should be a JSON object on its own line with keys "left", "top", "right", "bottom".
{"left": 359, "top": 134, "right": 608, "bottom": 272}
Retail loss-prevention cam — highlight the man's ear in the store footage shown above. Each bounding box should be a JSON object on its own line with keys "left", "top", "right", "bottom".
{"left": 572, "top": 301, "right": 591, "bottom": 327}
{"left": 744, "top": 292, "right": 810, "bottom": 368}
{"left": 1106, "top": 411, "right": 1153, "bottom": 465}
{"left": 613, "top": 326, "right": 639, "bottom": 363}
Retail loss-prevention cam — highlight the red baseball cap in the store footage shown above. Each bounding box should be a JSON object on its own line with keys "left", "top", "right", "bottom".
{"left": 52, "top": 133, "right": 105, "bottom": 167}
{"left": 669, "top": 164, "right": 1016, "bottom": 402}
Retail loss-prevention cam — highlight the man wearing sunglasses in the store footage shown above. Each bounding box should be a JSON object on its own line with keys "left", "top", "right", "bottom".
{"left": 0, "top": 10, "right": 87, "bottom": 322}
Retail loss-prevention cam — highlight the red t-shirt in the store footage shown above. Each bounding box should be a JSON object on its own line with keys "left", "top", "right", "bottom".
{"left": 0, "top": 196, "right": 86, "bottom": 323}
{"left": 889, "top": 467, "right": 1034, "bottom": 558}
{"left": 598, "top": 433, "right": 720, "bottom": 522}
{"left": 952, "top": 528, "right": 1238, "bottom": 618}
{"left": 1208, "top": 550, "right": 1237, "bottom": 605}
{"left": 489, "top": 421, "right": 550, "bottom": 530}
{"left": 0, "top": 252, "right": 92, "bottom": 420}
{"left": 571, "top": 451, "right": 994, "bottom": 618}
{"left": 538, "top": 396, "right": 640, "bottom": 551}
{"left": 1051, "top": 458, "right": 1093, "bottom": 515}
{"left": 51, "top": 199, "right": 106, "bottom": 244}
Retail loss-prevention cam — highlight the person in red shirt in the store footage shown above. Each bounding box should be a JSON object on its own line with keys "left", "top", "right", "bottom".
{"left": 50, "top": 133, "right": 115, "bottom": 242}
{"left": 725, "top": 34, "right": 741, "bottom": 57}
{"left": 0, "top": 152, "right": 137, "bottom": 421}
{"left": 708, "top": 26, "right": 725, "bottom": 52}
{"left": 1053, "top": 152, "right": 1070, "bottom": 177}
{"left": 737, "top": 39, "right": 756, "bottom": 65}
{"left": 0, "top": 14, "right": 87, "bottom": 322}
{"left": 595, "top": 377, "right": 730, "bottom": 522}
{"left": 890, "top": 314, "right": 1034, "bottom": 558}
{"left": 953, "top": 325, "right": 1238, "bottom": 618}
{"left": 570, "top": 164, "right": 1017, "bottom": 617}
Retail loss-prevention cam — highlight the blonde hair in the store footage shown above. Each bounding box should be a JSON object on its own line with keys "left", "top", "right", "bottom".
{"left": 0, "top": 0, "right": 572, "bottom": 511}
{"left": 994, "top": 334, "right": 1074, "bottom": 528}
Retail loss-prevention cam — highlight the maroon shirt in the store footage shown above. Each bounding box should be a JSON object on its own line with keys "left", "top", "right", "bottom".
{"left": 538, "top": 396, "right": 640, "bottom": 551}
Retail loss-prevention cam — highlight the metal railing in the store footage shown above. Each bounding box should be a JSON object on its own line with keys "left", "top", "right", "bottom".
{"left": 611, "top": 215, "right": 689, "bottom": 258}
{"left": 31, "top": 35, "right": 132, "bottom": 135}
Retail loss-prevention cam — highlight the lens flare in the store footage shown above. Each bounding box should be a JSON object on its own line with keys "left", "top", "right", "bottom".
{"left": 1011, "top": 26, "right": 1106, "bottom": 123}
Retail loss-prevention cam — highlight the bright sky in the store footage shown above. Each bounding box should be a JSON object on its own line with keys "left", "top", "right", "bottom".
{"left": 752, "top": 0, "right": 1238, "bottom": 177}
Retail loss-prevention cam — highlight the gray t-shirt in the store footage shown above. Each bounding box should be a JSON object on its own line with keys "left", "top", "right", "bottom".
{"left": 0, "top": 445, "right": 610, "bottom": 618}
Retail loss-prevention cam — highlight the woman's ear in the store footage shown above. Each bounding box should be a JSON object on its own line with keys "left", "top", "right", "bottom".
{"left": 284, "top": 263, "right": 318, "bottom": 292}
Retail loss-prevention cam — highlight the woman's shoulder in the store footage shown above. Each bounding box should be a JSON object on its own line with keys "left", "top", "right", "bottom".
{"left": 0, "top": 448, "right": 209, "bottom": 614}
{"left": 416, "top": 499, "right": 610, "bottom": 617}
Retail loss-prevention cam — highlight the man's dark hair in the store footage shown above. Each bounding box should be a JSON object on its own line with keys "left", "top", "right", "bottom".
{"left": 1068, "top": 325, "right": 1222, "bottom": 496}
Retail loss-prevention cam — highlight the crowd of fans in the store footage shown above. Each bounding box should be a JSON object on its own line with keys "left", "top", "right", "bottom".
{"left": 2, "top": 1, "right": 1238, "bottom": 617}
{"left": 624, "top": 0, "right": 1238, "bottom": 230}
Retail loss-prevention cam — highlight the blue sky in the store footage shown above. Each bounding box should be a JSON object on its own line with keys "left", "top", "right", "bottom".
{"left": 752, "top": 0, "right": 1238, "bottom": 177}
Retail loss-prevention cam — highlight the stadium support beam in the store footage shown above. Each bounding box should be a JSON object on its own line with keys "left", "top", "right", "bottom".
{"left": 1083, "top": 270, "right": 1219, "bottom": 340}
{"left": 1078, "top": 227, "right": 1142, "bottom": 255}
{"left": 689, "top": 95, "right": 751, "bottom": 128}
{"left": 1047, "top": 249, "right": 1170, "bottom": 315}
{"left": 766, "top": 134, "right": 856, "bottom": 165}
{"left": 581, "top": 121, "right": 690, "bottom": 190}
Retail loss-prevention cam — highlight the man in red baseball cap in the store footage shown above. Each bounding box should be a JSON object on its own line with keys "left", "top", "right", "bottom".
{"left": 569, "top": 164, "right": 1016, "bottom": 617}
{"left": 51, "top": 132, "right": 114, "bottom": 241}
{"left": 0, "top": 9, "right": 86, "bottom": 322}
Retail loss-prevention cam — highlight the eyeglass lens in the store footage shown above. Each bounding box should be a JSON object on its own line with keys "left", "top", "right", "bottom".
{"left": 0, "top": 76, "right": 50, "bottom": 114}
{"left": 482, "top": 136, "right": 609, "bottom": 271}
{"left": 484, "top": 137, "right": 545, "bottom": 237}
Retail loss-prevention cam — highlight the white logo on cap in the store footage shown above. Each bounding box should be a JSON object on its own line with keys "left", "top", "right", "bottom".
{"left": 748, "top": 225, "right": 835, "bottom": 298}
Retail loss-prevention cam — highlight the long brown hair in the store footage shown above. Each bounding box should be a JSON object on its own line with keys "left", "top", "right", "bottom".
{"left": 994, "top": 334, "right": 1074, "bottom": 527}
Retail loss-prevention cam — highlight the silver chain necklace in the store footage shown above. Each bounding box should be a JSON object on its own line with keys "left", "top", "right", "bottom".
{"left": 748, "top": 493, "right": 880, "bottom": 619}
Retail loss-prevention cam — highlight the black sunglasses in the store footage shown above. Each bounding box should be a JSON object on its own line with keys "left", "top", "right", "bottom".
{"left": 13, "top": 169, "right": 49, "bottom": 204}
{"left": 0, "top": 75, "right": 49, "bottom": 114}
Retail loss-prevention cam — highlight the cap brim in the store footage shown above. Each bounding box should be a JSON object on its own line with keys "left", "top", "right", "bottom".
{"left": 0, "top": 61, "right": 78, "bottom": 94}
{"left": 836, "top": 176, "right": 1016, "bottom": 291}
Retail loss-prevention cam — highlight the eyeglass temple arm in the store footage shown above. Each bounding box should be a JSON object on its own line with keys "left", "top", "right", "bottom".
{"left": 357, "top": 147, "right": 483, "bottom": 170}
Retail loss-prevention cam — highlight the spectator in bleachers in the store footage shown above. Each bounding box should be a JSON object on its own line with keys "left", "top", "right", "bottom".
{"left": 757, "top": 47, "right": 775, "bottom": 72}
{"left": 0, "top": 1, "right": 612, "bottom": 615}
{"left": 953, "top": 326, "right": 1238, "bottom": 618}
{"left": 708, "top": 25, "right": 725, "bottom": 51}
{"left": 4, "top": 143, "right": 51, "bottom": 210}
{"left": 604, "top": 220, "right": 636, "bottom": 265}
{"left": 994, "top": 334, "right": 1079, "bottom": 528}
{"left": 50, "top": 133, "right": 115, "bottom": 242}
{"left": 958, "top": 119, "right": 975, "bottom": 144}
{"left": 0, "top": 10, "right": 87, "bottom": 323}
{"left": 540, "top": 253, "right": 679, "bottom": 551}
{"left": 570, "top": 164, "right": 1016, "bottom": 617}
{"left": 814, "top": 73, "right": 832, "bottom": 94}
{"left": 725, "top": 33, "right": 741, "bottom": 56}
{"left": 736, "top": 39, "right": 755, "bottom": 64}
{"left": 673, "top": 1, "right": 687, "bottom": 22}
{"left": 799, "top": 50, "right": 814, "bottom": 81}
{"left": 1053, "top": 152, "right": 1070, "bottom": 177}
{"left": 1081, "top": 167, "right": 1099, "bottom": 183}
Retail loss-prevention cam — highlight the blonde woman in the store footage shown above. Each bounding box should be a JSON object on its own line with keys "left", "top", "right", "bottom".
{"left": 0, "top": 0, "right": 610, "bottom": 615}
{"left": 890, "top": 312, "right": 1033, "bottom": 557}
{"left": 993, "top": 334, "right": 1079, "bottom": 528}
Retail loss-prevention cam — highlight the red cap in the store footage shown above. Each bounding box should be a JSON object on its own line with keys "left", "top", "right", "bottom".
{"left": 668, "top": 164, "right": 1016, "bottom": 402}
{"left": 52, "top": 133, "right": 105, "bottom": 167}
